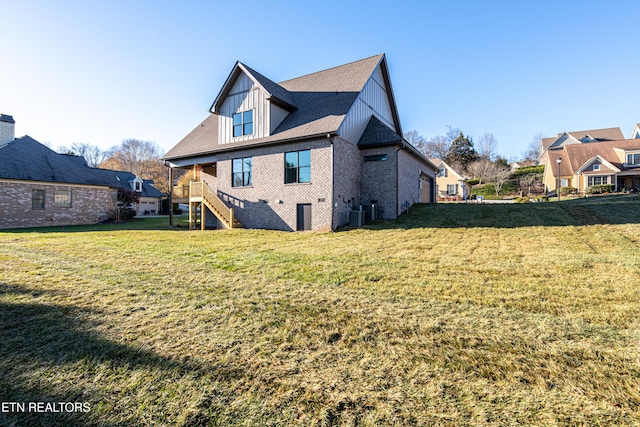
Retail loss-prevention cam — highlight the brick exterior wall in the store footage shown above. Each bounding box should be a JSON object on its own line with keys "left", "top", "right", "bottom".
{"left": 398, "top": 149, "right": 434, "bottom": 215}
{"left": 185, "top": 140, "right": 436, "bottom": 231}
{"left": 207, "top": 138, "right": 334, "bottom": 231}
{"left": 0, "top": 180, "right": 116, "bottom": 229}
{"left": 332, "top": 137, "right": 361, "bottom": 227}
{"left": 360, "top": 146, "right": 398, "bottom": 219}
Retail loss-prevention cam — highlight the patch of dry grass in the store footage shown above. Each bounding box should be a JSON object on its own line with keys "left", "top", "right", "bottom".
{"left": 1, "top": 198, "right": 639, "bottom": 426}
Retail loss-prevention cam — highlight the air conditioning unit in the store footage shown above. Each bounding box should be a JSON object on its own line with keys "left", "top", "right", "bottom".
{"left": 349, "top": 210, "right": 365, "bottom": 227}
{"left": 361, "top": 204, "right": 377, "bottom": 221}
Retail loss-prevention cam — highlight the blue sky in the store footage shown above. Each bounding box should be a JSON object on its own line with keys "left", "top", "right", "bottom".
{"left": 1, "top": 1, "right": 638, "bottom": 160}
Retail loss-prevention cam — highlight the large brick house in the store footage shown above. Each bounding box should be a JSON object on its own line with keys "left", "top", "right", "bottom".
{"left": 163, "top": 54, "right": 437, "bottom": 231}
{"left": 0, "top": 115, "right": 164, "bottom": 229}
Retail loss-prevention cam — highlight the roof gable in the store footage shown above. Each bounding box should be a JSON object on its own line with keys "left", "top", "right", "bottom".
{"left": 357, "top": 115, "right": 402, "bottom": 147}
{"left": 163, "top": 55, "right": 388, "bottom": 160}
{"left": 210, "top": 62, "right": 296, "bottom": 114}
{"left": 575, "top": 155, "right": 620, "bottom": 174}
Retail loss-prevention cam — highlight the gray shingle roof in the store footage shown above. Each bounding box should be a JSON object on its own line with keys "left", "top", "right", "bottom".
{"left": 163, "top": 54, "right": 385, "bottom": 160}
{"left": 0, "top": 136, "right": 108, "bottom": 185}
{"left": 358, "top": 115, "right": 402, "bottom": 147}
{"left": 241, "top": 63, "right": 297, "bottom": 111}
{"left": 0, "top": 136, "right": 165, "bottom": 197}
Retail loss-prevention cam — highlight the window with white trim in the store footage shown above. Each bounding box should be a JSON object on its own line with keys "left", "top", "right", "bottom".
{"left": 588, "top": 176, "right": 608, "bottom": 186}
{"left": 626, "top": 153, "right": 640, "bottom": 165}
{"left": 592, "top": 164, "right": 600, "bottom": 171}
{"left": 446, "top": 184, "right": 458, "bottom": 195}
{"left": 560, "top": 179, "right": 569, "bottom": 187}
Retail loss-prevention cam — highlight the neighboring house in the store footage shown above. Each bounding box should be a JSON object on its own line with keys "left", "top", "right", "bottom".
{"left": 162, "top": 54, "right": 437, "bottom": 231}
{"left": 509, "top": 160, "right": 537, "bottom": 171}
{"left": 542, "top": 137, "right": 640, "bottom": 194}
{"left": 90, "top": 169, "right": 165, "bottom": 215}
{"left": 631, "top": 124, "right": 640, "bottom": 139}
{"left": 539, "top": 127, "right": 624, "bottom": 165}
{"left": 0, "top": 115, "right": 164, "bottom": 229}
{"left": 429, "top": 158, "right": 469, "bottom": 200}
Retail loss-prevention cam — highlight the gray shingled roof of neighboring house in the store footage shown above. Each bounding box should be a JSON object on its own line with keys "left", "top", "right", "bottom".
{"left": 0, "top": 136, "right": 110, "bottom": 185}
{"left": 0, "top": 136, "right": 165, "bottom": 197}
{"left": 163, "top": 54, "right": 386, "bottom": 160}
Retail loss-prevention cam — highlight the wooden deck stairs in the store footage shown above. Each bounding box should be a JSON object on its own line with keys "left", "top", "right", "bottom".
{"left": 188, "top": 182, "right": 244, "bottom": 229}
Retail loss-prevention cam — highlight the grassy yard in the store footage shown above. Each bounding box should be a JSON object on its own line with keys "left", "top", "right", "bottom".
{"left": 1, "top": 196, "right": 639, "bottom": 426}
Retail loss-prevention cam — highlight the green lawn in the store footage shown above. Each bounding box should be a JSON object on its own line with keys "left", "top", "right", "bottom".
{"left": 1, "top": 197, "right": 639, "bottom": 426}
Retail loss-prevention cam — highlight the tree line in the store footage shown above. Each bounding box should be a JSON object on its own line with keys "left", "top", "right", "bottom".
{"left": 404, "top": 128, "right": 543, "bottom": 196}
{"left": 56, "top": 139, "right": 176, "bottom": 194}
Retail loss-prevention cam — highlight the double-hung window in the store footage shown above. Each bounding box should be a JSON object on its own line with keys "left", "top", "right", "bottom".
{"left": 285, "top": 150, "right": 311, "bottom": 184}
{"left": 588, "top": 176, "right": 608, "bottom": 186}
{"left": 233, "top": 110, "right": 253, "bottom": 137}
{"left": 232, "top": 157, "right": 253, "bottom": 187}
{"left": 32, "top": 189, "right": 45, "bottom": 209}
{"left": 54, "top": 190, "right": 72, "bottom": 207}
{"left": 446, "top": 184, "right": 458, "bottom": 195}
{"left": 627, "top": 153, "right": 640, "bottom": 165}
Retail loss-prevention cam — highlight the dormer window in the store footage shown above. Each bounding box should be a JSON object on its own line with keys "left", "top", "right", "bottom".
{"left": 233, "top": 110, "right": 253, "bottom": 137}
{"left": 627, "top": 153, "right": 640, "bottom": 165}
{"left": 135, "top": 181, "right": 142, "bottom": 191}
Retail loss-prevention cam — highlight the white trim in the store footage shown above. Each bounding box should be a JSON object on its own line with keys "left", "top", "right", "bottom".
{"left": 575, "top": 155, "right": 620, "bottom": 174}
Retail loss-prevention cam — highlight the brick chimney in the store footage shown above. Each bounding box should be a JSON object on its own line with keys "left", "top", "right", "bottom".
{"left": 0, "top": 114, "right": 16, "bottom": 146}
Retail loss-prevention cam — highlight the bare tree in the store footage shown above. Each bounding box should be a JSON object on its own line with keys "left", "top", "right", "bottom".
{"left": 476, "top": 132, "right": 498, "bottom": 161}
{"left": 404, "top": 130, "right": 428, "bottom": 154}
{"left": 522, "top": 132, "right": 544, "bottom": 162}
{"left": 100, "top": 139, "right": 169, "bottom": 193}
{"left": 492, "top": 166, "right": 512, "bottom": 197}
{"left": 520, "top": 172, "right": 543, "bottom": 195}
{"left": 467, "top": 159, "right": 496, "bottom": 185}
{"left": 70, "top": 142, "right": 108, "bottom": 167}
{"left": 423, "top": 135, "right": 451, "bottom": 159}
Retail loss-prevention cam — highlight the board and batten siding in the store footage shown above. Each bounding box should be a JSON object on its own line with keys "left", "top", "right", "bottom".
{"left": 270, "top": 104, "right": 289, "bottom": 133}
{"left": 337, "top": 64, "right": 396, "bottom": 145}
{"left": 218, "top": 73, "right": 271, "bottom": 145}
